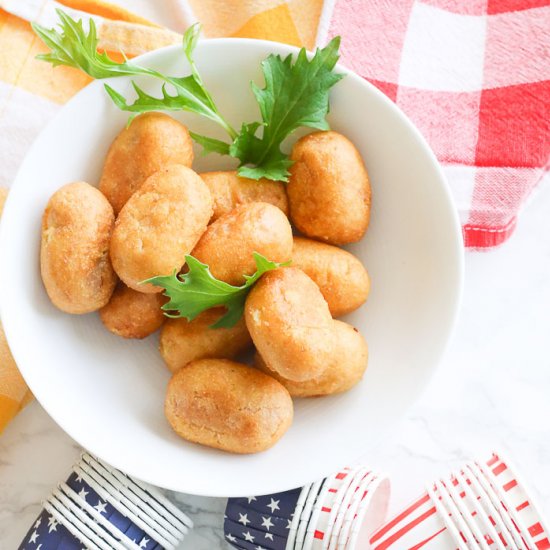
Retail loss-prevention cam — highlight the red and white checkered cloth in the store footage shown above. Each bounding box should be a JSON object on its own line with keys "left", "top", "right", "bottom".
{"left": 319, "top": 0, "right": 550, "bottom": 249}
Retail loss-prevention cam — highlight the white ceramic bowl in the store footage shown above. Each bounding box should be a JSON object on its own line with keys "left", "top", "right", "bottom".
{"left": 0, "top": 38, "right": 463, "bottom": 496}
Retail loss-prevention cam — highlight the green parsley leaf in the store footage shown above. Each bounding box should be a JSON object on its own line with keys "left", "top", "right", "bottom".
{"left": 32, "top": 9, "right": 153, "bottom": 79}
{"left": 231, "top": 37, "right": 344, "bottom": 181}
{"left": 33, "top": 13, "right": 237, "bottom": 138}
{"left": 144, "top": 253, "right": 288, "bottom": 328}
{"left": 104, "top": 76, "right": 233, "bottom": 133}
{"left": 102, "top": 26, "right": 237, "bottom": 136}
{"left": 189, "top": 132, "right": 231, "bottom": 156}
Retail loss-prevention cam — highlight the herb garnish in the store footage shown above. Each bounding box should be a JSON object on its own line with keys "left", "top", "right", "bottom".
{"left": 32, "top": 10, "right": 343, "bottom": 182}
{"left": 144, "top": 253, "right": 288, "bottom": 328}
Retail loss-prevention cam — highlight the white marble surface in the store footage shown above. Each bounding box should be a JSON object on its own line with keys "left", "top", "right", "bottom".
{"left": 1, "top": 1, "right": 550, "bottom": 547}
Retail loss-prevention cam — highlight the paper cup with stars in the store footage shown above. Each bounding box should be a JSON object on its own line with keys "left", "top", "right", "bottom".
{"left": 225, "top": 487, "right": 303, "bottom": 549}
{"left": 224, "top": 518, "right": 289, "bottom": 549}
{"left": 19, "top": 453, "right": 192, "bottom": 550}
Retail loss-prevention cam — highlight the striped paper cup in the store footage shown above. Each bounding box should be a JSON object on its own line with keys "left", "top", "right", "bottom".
{"left": 287, "top": 483, "right": 315, "bottom": 550}
{"left": 302, "top": 474, "right": 337, "bottom": 550}
{"left": 336, "top": 472, "right": 376, "bottom": 549}
{"left": 461, "top": 464, "right": 522, "bottom": 549}
{"left": 19, "top": 453, "right": 192, "bottom": 550}
{"left": 370, "top": 451, "right": 550, "bottom": 550}
{"left": 476, "top": 452, "right": 550, "bottom": 549}
{"left": 311, "top": 466, "right": 362, "bottom": 548}
{"left": 370, "top": 489, "right": 466, "bottom": 549}
{"left": 327, "top": 467, "right": 371, "bottom": 549}
{"left": 225, "top": 465, "right": 390, "bottom": 550}
{"left": 450, "top": 469, "right": 510, "bottom": 549}
{"left": 345, "top": 475, "right": 391, "bottom": 550}
{"left": 295, "top": 480, "right": 324, "bottom": 550}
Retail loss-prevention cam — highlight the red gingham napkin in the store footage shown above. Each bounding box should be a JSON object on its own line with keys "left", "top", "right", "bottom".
{"left": 320, "top": 0, "right": 550, "bottom": 249}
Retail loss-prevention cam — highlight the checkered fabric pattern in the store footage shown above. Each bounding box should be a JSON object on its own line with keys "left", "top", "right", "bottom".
{"left": 321, "top": 0, "right": 550, "bottom": 248}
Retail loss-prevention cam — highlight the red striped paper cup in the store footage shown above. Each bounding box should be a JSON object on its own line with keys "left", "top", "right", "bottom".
{"left": 303, "top": 474, "right": 337, "bottom": 550}
{"left": 346, "top": 475, "right": 391, "bottom": 549}
{"left": 311, "top": 466, "right": 361, "bottom": 548}
{"left": 337, "top": 472, "right": 376, "bottom": 549}
{"left": 328, "top": 467, "right": 371, "bottom": 549}
{"left": 453, "top": 468, "right": 509, "bottom": 549}
{"left": 370, "top": 451, "right": 550, "bottom": 550}
{"left": 477, "top": 452, "right": 550, "bottom": 549}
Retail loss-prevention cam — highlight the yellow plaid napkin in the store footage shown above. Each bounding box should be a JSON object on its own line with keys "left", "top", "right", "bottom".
{"left": 173, "top": 0, "right": 323, "bottom": 48}
{"left": 0, "top": 0, "right": 324, "bottom": 433}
